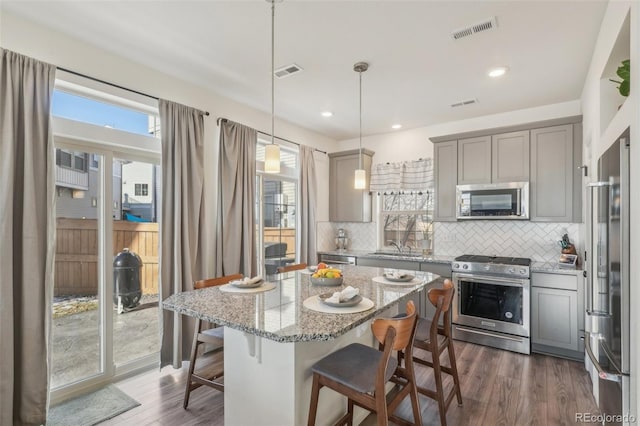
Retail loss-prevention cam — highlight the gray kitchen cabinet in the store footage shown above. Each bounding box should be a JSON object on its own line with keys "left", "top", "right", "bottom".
{"left": 492, "top": 130, "right": 530, "bottom": 182}
{"left": 329, "top": 149, "right": 374, "bottom": 222}
{"left": 457, "top": 136, "right": 491, "bottom": 184}
{"left": 531, "top": 271, "right": 583, "bottom": 359}
{"left": 356, "top": 257, "right": 420, "bottom": 271}
{"left": 530, "top": 124, "right": 582, "bottom": 222}
{"left": 457, "top": 132, "right": 529, "bottom": 185}
{"left": 434, "top": 140, "right": 457, "bottom": 221}
{"left": 420, "top": 261, "right": 451, "bottom": 278}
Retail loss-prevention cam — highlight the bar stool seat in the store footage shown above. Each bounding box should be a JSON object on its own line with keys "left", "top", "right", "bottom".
{"left": 311, "top": 343, "right": 398, "bottom": 394}
{"left": 308, "top": 300, "right": 422, "bottom": 426}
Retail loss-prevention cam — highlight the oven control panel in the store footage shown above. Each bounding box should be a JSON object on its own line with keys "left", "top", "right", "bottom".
{"left": 452, "top": 262, "right": 530, "bottom": 278}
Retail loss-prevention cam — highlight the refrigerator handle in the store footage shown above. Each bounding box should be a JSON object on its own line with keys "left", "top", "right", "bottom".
{"left": 585, "top": 332, "right": 623, "bottom": 383}
{"left": 586, "top": 182, "right": 611, "bottom": 316}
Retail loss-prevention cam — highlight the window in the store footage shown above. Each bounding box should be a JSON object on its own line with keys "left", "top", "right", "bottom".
{"left": 55, "top": 149, "right": 88, "bottom": 172}
{"left": 255, "top": 137, "right": 299, "bottom": 276}
{"left": 57, "top": 150, "right": 72, "bottom": 168}
{"left": 135, "top": 183, "right": 148, "bottom": 196}
{"left": 52, "top": 89, "right": 159, "bottom": 138}
{"left": 379, "top": 191, "right": 434, "bottom": 254}
{"left": 74, "top": 153, "right": 86, "bottom": 171}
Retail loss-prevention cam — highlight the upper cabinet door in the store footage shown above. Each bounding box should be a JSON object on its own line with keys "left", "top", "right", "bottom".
{"left": 457, "top": 136, "right": 491, "bottom": 184}
{"left": 492, "top": 130, "right": 530, "bottom": 182}
{"left": 434, "top": 140, "right": 458, "bottom": 222}
{"left": 530, "top": 124, "right": 574, "bottom": 222}
{"left": 329, "top": 150, "right": 373, "bottom": 222}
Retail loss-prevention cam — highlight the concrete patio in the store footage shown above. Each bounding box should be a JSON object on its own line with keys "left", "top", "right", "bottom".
{"left": 51, "top": 296, "right": 159, "bottom": 388}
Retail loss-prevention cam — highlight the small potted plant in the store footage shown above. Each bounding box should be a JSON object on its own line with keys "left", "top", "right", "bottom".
{"left": 610, "top": 59, "right": 630, "bottom": 97}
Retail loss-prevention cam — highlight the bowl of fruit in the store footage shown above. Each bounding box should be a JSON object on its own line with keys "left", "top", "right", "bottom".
{"left": 310, "top": 264, "right": 343, "bottom": 286}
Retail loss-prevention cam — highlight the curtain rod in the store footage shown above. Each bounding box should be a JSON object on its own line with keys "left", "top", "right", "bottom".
{"left": 217, "top": 117, "right": 327, "bottom": 155}
{"left": 57, "top": 67, "right": 210, "bottom": 116}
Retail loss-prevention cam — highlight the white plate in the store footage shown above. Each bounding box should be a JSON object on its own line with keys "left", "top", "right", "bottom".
{"left": 383, "top": 274, "right": 415, "bottom": 282}
{"left": 319, "top": 293, "right": 362, "bottom": 307}
{"left": 231, "top": 280, "right": 263, "bottom": 288}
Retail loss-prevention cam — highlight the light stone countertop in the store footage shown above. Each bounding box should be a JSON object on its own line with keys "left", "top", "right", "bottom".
{"left": 317, "top": 250, "right": 454, "bottom": 264}
{"left": 163, "top": 265, "right": 441, "bottom": 343}
{"left": 531, "top": 261, "right": 584, "bottom": 276}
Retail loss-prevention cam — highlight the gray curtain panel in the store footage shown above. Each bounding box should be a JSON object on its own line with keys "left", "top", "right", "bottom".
{"left": 215, "top": 120, "right": 257, "bottom": 278}
{"left": 158, "top": 99, "right": 205, "bottom": 368}
{"left": 299, "top": 145, "right": 318, "bottom": 265}
{"left": 0, "top": 48, "right": 56, "bottom": 425}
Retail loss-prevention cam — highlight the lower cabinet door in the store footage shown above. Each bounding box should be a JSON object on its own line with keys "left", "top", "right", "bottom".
{"left": 531, "top": 286, "right": 578, "bottom": 351}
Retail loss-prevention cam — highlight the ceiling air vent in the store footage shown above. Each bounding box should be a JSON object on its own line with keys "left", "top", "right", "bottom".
{"left": 451, "top": 16, "right": 498, "bottom": 40}
{"left": 451, "top": 98, "right": 478, "bottom": 108}
{"left": 274, "top": 63, "right": 303, "bottom": 79}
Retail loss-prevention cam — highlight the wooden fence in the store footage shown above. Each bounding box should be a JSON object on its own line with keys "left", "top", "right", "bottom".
{"left": 55, "top": 218, "right": 159, "bottom": 296}
{"left": 264, "top": 227, "right": 296, "bottom": 257}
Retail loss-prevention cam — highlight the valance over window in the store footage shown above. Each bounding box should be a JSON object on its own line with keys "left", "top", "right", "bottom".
{"left": 370, "top": 158, "right": 433, "bottom": 193}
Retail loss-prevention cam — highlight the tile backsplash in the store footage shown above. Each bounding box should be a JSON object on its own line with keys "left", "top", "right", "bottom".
{"left": 316, "top": 220, "right": 582, "bottom": 263}
{"left": 316, "top": 222, "right": 377, "bottom": 252}
{"left": 434, "top": 221, "right": 582, "bottom": 263}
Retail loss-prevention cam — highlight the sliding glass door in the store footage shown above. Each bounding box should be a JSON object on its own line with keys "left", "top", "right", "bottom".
{"left": 50, "top": 84, "right": 161, "bottom": 401}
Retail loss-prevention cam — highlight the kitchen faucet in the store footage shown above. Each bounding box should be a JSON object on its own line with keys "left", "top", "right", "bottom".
{"left": 388, "top": 241, "right": 402, "bottom": 253}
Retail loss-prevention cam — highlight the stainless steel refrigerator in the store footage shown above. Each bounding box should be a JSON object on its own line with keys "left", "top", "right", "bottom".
{"left": 586, "top": 130, "right": 630, "bottom": 425}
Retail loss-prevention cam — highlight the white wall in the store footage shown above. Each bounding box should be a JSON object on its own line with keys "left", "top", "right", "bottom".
{"left": 0, "top": 10, "right": 338, "bottom": 276}
{"left": 337, "top": 100, "right": 581, "bottom": 164}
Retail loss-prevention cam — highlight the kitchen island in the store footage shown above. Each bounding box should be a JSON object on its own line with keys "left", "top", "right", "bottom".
{"left": 163, "top": 265, "right": 441, "bottom": 425}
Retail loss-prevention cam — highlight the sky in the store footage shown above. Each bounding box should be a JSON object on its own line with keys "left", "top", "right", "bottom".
{"left": 52, "top": 90, "right": 151, "bottom": 136}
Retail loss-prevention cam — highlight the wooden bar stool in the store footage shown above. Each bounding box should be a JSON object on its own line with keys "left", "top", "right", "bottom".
{"left": 411, "top": 279, "right": 462, "bottom": 425}
{"left": 183, "top": 273, "right": 243, "bottom": 409}
{"left": 276, "top": 262, "right": 307, "bottom": 273}
{"left": 307, "top": 300, "right": 422, "bottom": 426}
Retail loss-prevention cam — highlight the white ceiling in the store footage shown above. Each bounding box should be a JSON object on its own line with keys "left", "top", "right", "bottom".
{"left": 3, "top": 1, "right": 607, "bottom": 140}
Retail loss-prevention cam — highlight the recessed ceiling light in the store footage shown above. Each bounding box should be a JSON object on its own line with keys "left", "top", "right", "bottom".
{"left": 321, "top": 111, "right": 333, "bottom": 117}
{"left": 488, "top": 67, "right": 509, "bottom": 78}
{"left": 391, "top": 124, "right": 402, "bottom": 130}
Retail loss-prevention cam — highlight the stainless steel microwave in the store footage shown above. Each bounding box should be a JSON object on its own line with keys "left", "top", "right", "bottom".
{"left": 456, "top": 182, "right": 529, "bottom": 220}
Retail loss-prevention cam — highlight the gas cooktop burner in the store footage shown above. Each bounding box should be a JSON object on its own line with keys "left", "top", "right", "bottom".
{"left": 454, "top": 255, "right": 531, "bottom": 266}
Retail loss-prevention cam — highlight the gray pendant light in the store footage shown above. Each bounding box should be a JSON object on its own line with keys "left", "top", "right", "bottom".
{"left": 353, "top": 61, "right": 368, "bottom": 189}
{"left": 264, "top": 0, "right": 282, "bottom": 173}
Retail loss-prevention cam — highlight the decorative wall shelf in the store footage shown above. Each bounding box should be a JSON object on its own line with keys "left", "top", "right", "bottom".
{"left": 599, "top": 11, "right": 630, "bottom": 139}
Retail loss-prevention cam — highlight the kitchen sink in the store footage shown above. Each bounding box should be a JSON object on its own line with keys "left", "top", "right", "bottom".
{"left": 367, "top": 251, "right": 424, "bottom": 259}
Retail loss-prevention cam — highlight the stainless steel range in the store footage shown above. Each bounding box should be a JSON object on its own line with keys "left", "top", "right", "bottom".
{"left": 451, "top": 254, "right": 531, "bottom": 354}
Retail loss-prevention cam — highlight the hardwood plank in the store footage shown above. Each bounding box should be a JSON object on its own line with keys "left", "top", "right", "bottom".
{"left": 546, "top": 356, "right": 578, "bottom": 425}
{"left": 480, "top": 375, "right": 521, "bottom": 426}
{"left": 92, "top": 341, "right": 598, "bottom": 426}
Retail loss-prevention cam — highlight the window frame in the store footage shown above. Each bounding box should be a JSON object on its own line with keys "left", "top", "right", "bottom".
{"left": 377, "top": 191, "right": 434, "bottom": 253}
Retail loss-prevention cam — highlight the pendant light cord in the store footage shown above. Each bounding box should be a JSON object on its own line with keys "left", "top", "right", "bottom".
{"left": 271, "top": 0, "right": 275, "bottom": 146}
{"left": 359, "top": 69, "right": 362, "bottom": 169}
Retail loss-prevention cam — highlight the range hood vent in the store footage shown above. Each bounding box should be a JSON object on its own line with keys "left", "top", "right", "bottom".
{"left": 451, "top": 98, "right": 478, "bottom": 108}
{"left": 451, "top": 16, "right": 498, "bottom": 40}
{"left": 274, "top": 63, "right": 303, "bottom": 78}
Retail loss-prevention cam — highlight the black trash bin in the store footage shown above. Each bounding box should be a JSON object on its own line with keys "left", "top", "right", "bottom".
{"left": 113, "top": 248, "right": 142, "bottom": 310}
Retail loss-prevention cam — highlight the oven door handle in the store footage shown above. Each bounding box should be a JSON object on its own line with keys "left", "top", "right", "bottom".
{"left": 453, "top": 273, "right": 528, "bottom": 288}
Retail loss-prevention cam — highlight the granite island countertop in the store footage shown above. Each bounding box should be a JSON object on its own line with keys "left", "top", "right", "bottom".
{"left": 163, "top": 265, "right": 441, "bottom": 344}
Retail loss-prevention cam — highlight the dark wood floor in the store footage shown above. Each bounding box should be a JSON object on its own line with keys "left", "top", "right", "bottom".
{"left": 102, "top": 341, "right": 599, "bottom": 425}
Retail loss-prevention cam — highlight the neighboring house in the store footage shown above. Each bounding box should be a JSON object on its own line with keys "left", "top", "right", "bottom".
{"left": 55, "top": 150, "right": 159, "bottom": 222}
